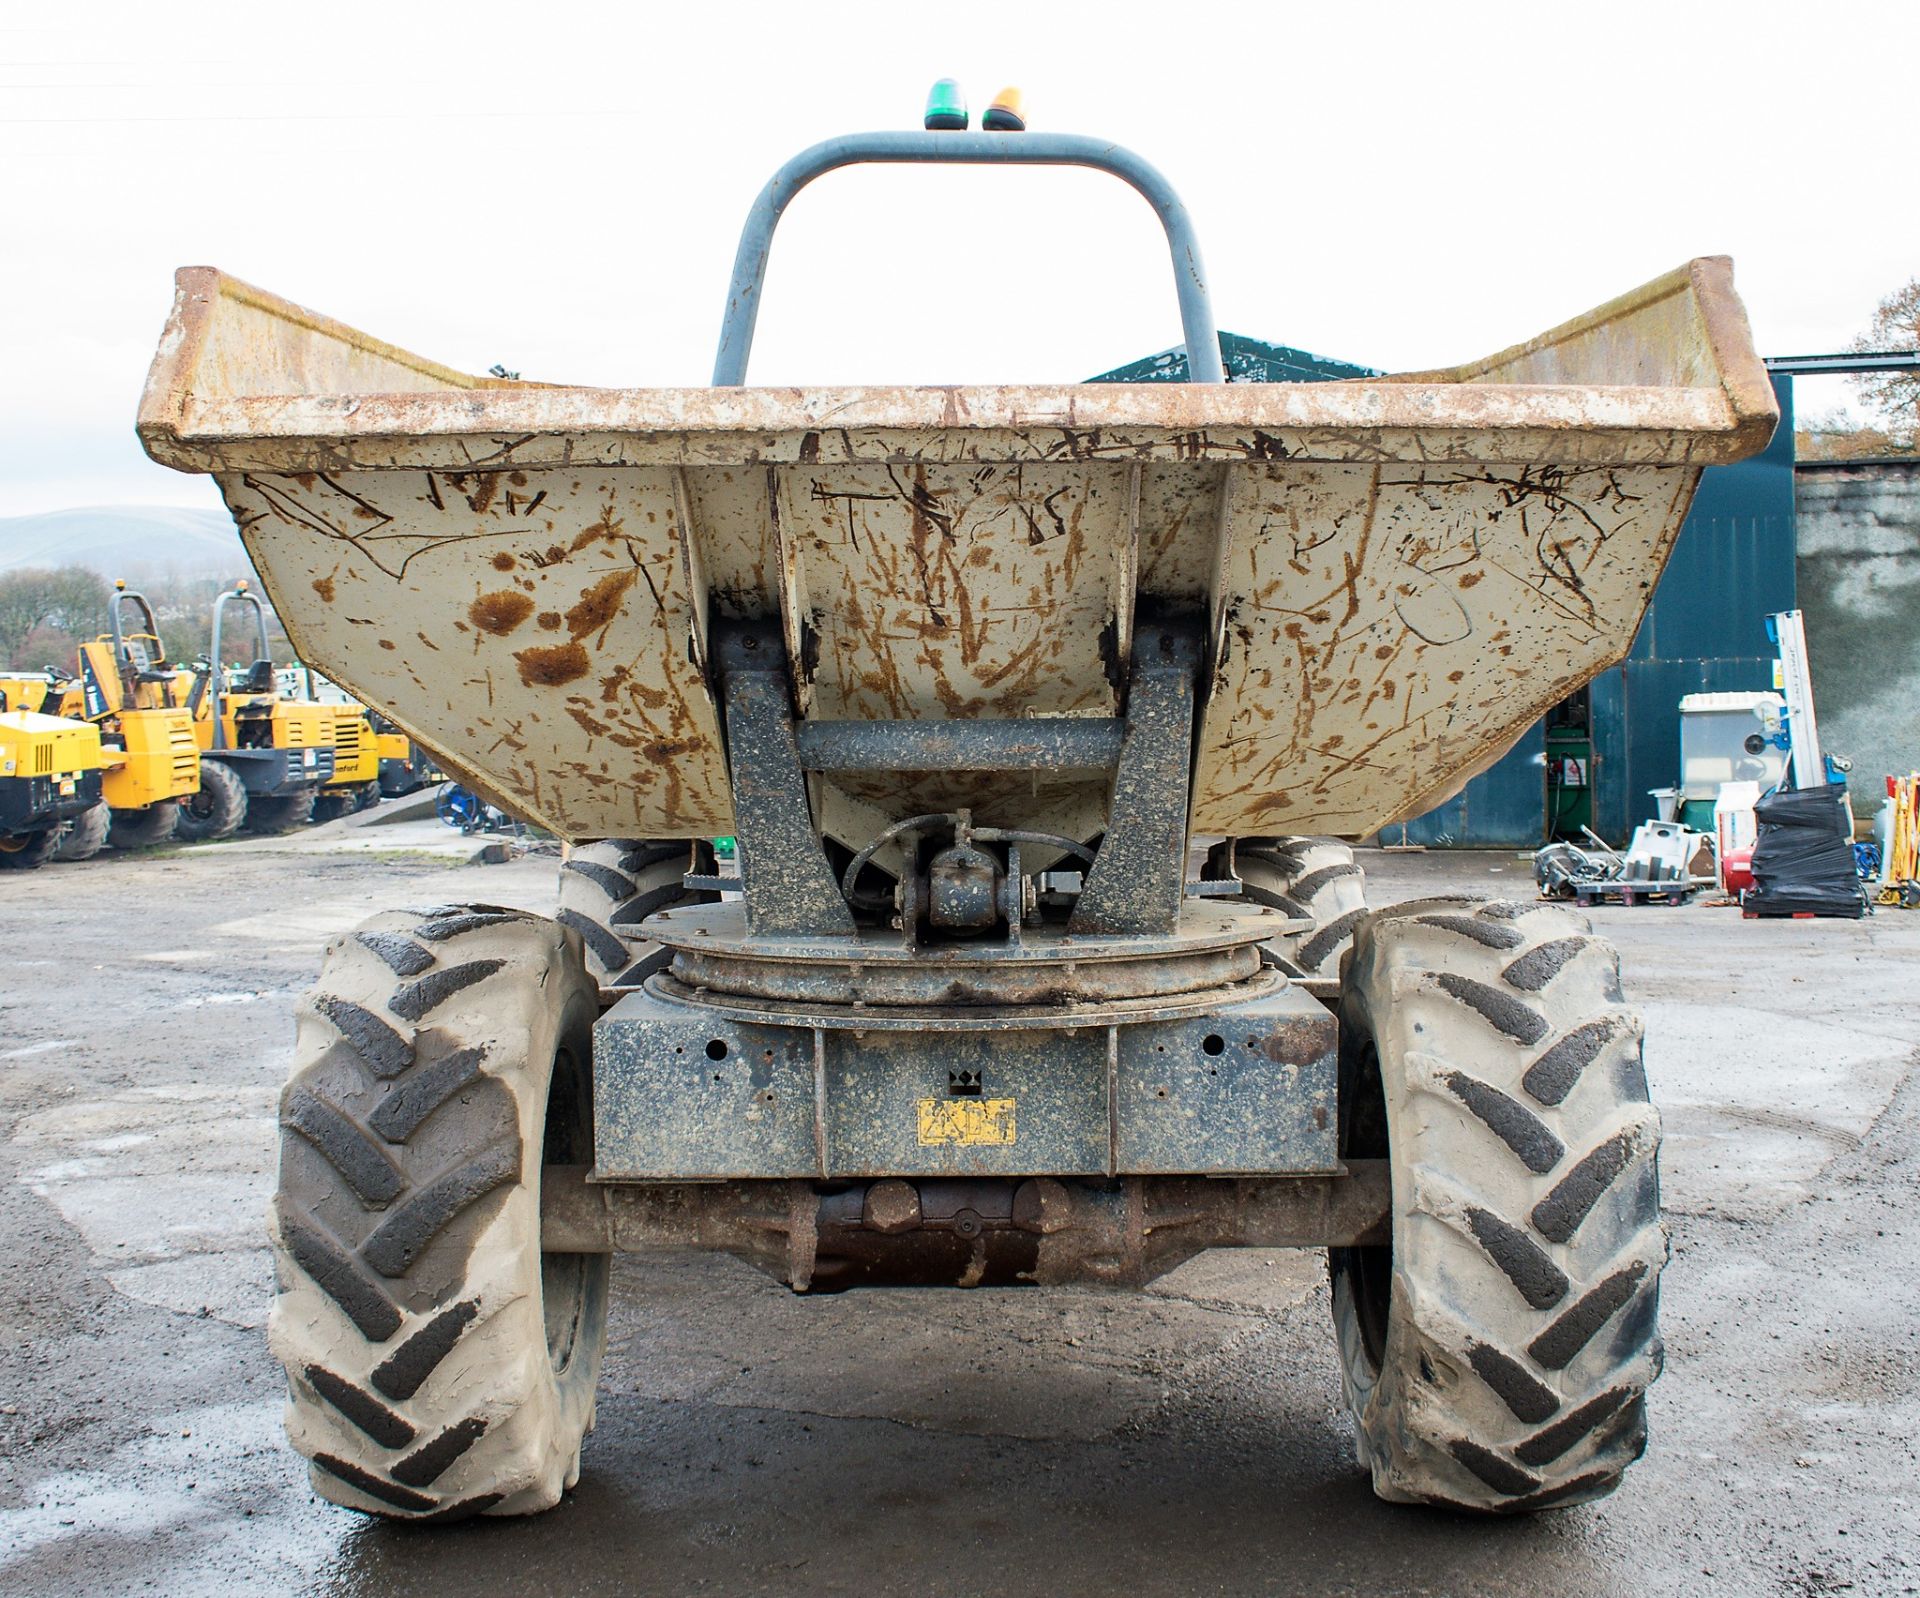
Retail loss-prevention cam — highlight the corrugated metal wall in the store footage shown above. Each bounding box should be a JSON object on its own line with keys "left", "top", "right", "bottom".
{"left": 1589, "top": 373, "right": 1797, "bottom": 842}
{"left": 1382, "top": 723, "right": 1548, "bottom": 847}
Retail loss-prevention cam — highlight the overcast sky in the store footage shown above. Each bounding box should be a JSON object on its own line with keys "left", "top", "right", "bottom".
{"left": 3, "top": 0, "right": 1914, "bottom": 519}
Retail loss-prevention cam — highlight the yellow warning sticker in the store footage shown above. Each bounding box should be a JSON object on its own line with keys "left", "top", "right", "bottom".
{"left": 916, "top": 1097, "right": 1017, "bottom": 1147}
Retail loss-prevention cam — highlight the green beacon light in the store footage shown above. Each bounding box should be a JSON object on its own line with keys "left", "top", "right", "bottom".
{"left": 923, "top": 77, "right": 968, "bottom": 130}
{"left": 982, "top": 86, "right": 1026, "bottom": 131}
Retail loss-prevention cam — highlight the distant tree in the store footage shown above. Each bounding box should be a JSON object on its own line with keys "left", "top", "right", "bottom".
{"left": 0, "top": 565, "right": 291, "bottom": 674}
{"left": 0, "top": 567, "right": 110, "bottom": 669}
{"left": 1795, "top": 403, "right": 1915, "bottom": 462}
{"left": 1851, "top": 277, "right": 1920, "bottom": 437}
{"left": 18, "top": 622, "right": 83, "bottom": 674}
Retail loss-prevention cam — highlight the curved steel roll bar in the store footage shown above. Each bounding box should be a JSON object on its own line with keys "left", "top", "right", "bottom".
{"left": 712, "top": 130, "right": 1224, "bottom": 386}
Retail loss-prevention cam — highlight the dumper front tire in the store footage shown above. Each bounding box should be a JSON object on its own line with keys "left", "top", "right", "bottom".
{"left": 247, "top": 790, "right": 316, "bottom": 834}
{"left": 1331, "top": 899, "right": 1665, "bottom": 1512}
{"left": 269, "top": 905, "right": 608, "bottom": 1521}
{"left": 0, "top": 828, "right": 63, "bottom": 870}
{"left": 109, "top": 801, "right": 178, "bottom": 849}
{"left": 557, "top": 838, "right": 716, "bottom": 995}
{"left": 54, "top": 802, "right": 110, "bottom": 862}
{"left": 177, "top": 761, "right": 247, "bottom": 841}
{"left": 1213, "top": 837, "right": 1368, "bottom": 997}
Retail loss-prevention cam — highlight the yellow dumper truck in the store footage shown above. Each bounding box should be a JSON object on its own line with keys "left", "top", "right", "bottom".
{"left": 48, "top": 584, "right": 203, "bottom": 851}
{"left": 139, "top": 122, "right": 1775, "bottom": 1521}
{"left": 314, "top": 701, "right": 379, "bottom": 821}
{"left": 275, "top": 666, "right": 383, "bottom": 821}
{"left": 0, "top": 674, "right": 106, "bottom": 869}
{"left": 170, "top": 583, "right": 335, "bottom": 839}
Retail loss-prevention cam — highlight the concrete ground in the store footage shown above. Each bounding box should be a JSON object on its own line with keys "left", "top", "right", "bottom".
{"left": 0, "top": 828, "right": 1915, "bottom": 1597}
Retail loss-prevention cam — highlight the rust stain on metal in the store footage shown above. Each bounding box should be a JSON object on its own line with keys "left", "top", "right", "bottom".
{"left": 567, "top": 507, "right": 626, "bottom": 551}
{"left": 1190, "top": 457, "right": 1702, "bottom": 834}
{"left": 469, "top": 589, "right": 535, "bottom": 636}
{"left": 513, "top": 641, "right": 591, "bottom": 687}
{"left": 539, "top": 1164, "right": 1390, "bottom": 1281}
{"left": 139, "top": 260, "right": 1774, "bottom": 479}
{"left": 564, "top": 569, "right": 638, "bottom": 642}
{"left": 311, "top": 575, "right": 334, "bottom": 602}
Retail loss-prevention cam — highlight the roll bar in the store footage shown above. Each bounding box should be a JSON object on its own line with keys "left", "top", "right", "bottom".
{"left": 206, "top": 583, "right": 274, "bottom": 750}
{"left": 712, "top": 130, "right": 1224, "bottom": 386}
{"left": 108, "top": 586, "right": 164, "bottom": 661}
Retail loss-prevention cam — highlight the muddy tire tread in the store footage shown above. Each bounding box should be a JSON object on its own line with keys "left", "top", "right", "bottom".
{"left": 175, "top": 761, "right": 247, "bottom": 842}
{"left": 269, "top": 906, "right": 607, "bottom": 1521}
{"left": 107, "top": 800, "right": 179, "bottom": 850}
{"left": 0, "top": 828, "right": 64, "bottom": 870}
{"left": 54, "top": 802, "right": 111, "bottom": 862}
{"left": 557, "top": 838, "right": 718, "bottom": 994}
{"left": 246, "top": 789, "right": 316, "bottom": 834}
{"left": 1331, "top": 897, "right": 1665, "bottom": 1513}
{"left": 1213, "top": 836, "right": 1371, "bottom": 995}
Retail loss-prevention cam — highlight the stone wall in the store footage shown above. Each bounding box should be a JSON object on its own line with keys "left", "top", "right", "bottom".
{"left": 1797, "top": 459, "right": 1920, "bottom": 805}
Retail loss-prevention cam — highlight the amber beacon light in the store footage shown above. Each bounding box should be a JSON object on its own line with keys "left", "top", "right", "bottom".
{"left": 982, "top": 86, "right": 1026, "bottom": 131}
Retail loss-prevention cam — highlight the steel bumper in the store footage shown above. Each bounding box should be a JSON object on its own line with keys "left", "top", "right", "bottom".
{"left": 592, "top": 974, "right": 1337, "bottom": 1182}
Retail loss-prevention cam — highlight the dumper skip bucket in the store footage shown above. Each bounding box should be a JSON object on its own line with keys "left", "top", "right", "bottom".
{"left": 138, "top": 132, "right": 1776, "bottom": 847}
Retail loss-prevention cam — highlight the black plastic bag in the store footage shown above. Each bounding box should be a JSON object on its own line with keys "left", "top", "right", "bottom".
{"left": 1742, "top": 780, "right": 1867, "bottom": 918}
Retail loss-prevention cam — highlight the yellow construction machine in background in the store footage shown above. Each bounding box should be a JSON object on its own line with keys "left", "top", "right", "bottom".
{"left": 315, "top": 700, "right": 379, "bottom": 821}
{"left": 48, "top": 583, "right": 202, "bottom": 853}
{"left": 0, "top": 674, "right": 106, "bottom": 870}
{"left": 277, "top": 663, "right": 448, "bottom": 817}
{"left": 0, "top": 673, "right": 58, "bottom": 718}
{"left": 0, "top": 581, "right": 364, "bottom": 859}
{"left": 372, "top": 710, "right": 440, "bottom": 796}
{"left": 169, "top": 582, "right": 335, "bottom": 840}
{"left": 276, "top": 664, "right": 382, "bottom": 822}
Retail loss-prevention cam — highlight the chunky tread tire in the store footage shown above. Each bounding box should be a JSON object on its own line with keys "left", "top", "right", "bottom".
{"left": 0, "top": 828, "right": 63, "bottom": 870}
{"left": 247, "top": 789, "right": 316, "bottom": 834}
{"left": 176, "top": 761, "right": 247, "bottom": 842}
{"left": 557, "top": 838, "right": 716, "bottom": 995}
{"left": 1331, "top": 898, "right": 1664, "bottom": 1513}
{"left": 1213, "top": 836, "right": 1369, "bottom": 999}
{"left": 312, "top": 791, "right": 357, "bottom": 824}
{"left": 54, "top": 802, "right": 111, "bottom": 862}
{"left": 269, "top": 906, "right": 608, "bottom": 1521}
{"left": 108, "top": 800, "right": 179, "bottom": 850}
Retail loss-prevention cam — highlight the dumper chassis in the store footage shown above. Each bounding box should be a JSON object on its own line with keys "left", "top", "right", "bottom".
{"left": 138, "top": 124, "right": 1776, "bottom": 1521}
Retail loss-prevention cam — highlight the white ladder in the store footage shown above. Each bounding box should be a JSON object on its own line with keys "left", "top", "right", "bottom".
{"left": 1771, "top": 609, "right": 1825, "bottom": 791}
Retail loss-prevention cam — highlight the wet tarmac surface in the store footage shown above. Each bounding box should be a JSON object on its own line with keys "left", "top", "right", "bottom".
{"left": 1, "top": 831, "right": 1916, "bottom": 1596}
